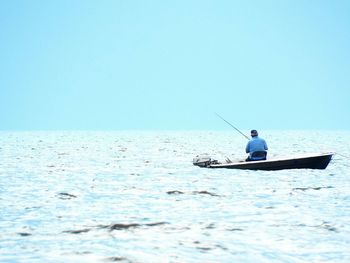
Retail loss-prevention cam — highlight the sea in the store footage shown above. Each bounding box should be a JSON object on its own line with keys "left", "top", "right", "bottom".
{"left": 0, "top": 131, "right": 349, "bottom": 263}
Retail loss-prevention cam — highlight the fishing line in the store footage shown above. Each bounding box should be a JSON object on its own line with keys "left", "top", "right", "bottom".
{"left": 335, "top": 153, "right": 349, "bottom": 159}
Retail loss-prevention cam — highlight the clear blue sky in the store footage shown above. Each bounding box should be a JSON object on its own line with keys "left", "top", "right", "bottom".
{"left": 1, "top": 0, "right": 349, "bottom": 130}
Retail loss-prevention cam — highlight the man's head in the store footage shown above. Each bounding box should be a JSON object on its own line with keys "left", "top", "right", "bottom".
{"left": 251, "top": 130, "right": 258, "bottom": 137}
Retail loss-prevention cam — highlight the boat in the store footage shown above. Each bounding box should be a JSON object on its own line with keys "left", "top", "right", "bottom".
{"left": 193, "top": 152, "right": 335, "bottom": 171}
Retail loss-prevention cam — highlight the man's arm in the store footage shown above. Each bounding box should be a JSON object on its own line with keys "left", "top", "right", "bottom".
{"left": 246, "top": 142, "right": 250, "bottom": 153}
{"left": 264, "top": 140, "right": 268, "bottom": 150}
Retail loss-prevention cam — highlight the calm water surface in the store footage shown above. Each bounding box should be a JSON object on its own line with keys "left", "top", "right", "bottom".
{"left": 0, "top": 131, "right": 349, "bottom": 263}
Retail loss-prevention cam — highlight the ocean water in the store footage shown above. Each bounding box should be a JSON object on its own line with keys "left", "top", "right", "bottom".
{"left": 0, "top": 131, "right": 349, "bottom": 263}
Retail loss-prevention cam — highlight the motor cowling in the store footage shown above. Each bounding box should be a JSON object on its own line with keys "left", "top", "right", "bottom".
{"left": 193, "top": 155, "right": 220, "bottom": 167}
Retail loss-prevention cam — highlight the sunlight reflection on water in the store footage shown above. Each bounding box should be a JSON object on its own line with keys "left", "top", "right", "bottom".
{"left": 0, "top": 131, "right": 349, "bottom": 262}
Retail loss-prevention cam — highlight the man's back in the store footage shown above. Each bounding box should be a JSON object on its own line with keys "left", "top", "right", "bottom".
{"left": 246, "top": 136, "right": 268, "bottom": 154}
{"left": 245, "top": 130, "right": 268, "bottom": 161}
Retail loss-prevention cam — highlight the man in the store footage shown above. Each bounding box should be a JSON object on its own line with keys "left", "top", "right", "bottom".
{"left": 245, "top": 130, "right": 268, "bottom": 161}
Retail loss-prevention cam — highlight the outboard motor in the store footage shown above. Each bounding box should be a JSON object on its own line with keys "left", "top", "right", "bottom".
{"left": 193, "top": 155, "right": 219, "bottom": 167}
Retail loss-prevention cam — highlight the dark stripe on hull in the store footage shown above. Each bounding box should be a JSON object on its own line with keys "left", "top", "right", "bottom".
{"left": 208, "top": 154, "right": 333, "bottom": 171}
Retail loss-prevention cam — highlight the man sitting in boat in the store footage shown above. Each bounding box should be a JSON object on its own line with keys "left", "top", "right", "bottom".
{"left": 245, "top": 130, "right": 268, "bottom": 161}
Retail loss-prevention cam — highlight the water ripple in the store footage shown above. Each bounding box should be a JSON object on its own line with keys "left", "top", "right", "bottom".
{"left": 1, "top": 131, "right": 350, "bottom": 262}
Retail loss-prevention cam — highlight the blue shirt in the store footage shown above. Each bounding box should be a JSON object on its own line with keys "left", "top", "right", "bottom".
{"left": 245, "top": 136, "right": 268, "bottom": 157}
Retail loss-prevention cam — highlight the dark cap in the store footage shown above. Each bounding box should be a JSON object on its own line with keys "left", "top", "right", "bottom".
{"left": 251, "top": 130, "right": 258, "bottom": 136}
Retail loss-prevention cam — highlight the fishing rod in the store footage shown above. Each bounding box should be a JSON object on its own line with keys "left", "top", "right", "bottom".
{"left": 215, "top": 113, "right": 250, "bottom": 140}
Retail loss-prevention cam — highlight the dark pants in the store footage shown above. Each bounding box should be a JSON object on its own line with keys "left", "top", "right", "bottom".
{"left": 246, "top": 151, "right": 267, "bottom": 162}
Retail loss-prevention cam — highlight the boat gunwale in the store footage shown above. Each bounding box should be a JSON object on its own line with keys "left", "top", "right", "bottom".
{"left": 208, "top": 152, "right": 335, "bottom": 169}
